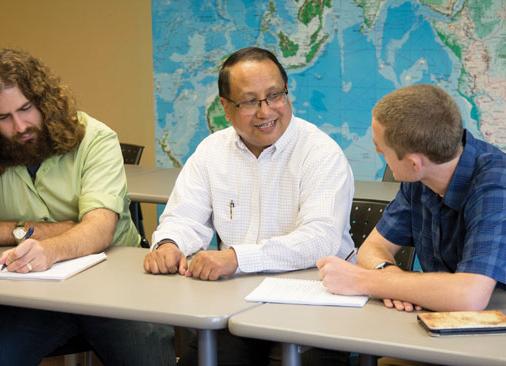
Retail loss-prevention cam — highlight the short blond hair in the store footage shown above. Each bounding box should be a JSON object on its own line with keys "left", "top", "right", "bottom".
{"left": 373, "top": 84, "right": 463, "bottom": 164}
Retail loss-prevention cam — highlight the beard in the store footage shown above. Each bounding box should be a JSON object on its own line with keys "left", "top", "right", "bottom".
{"left": 0, "top": 124, "right": 55, "bottom": 168}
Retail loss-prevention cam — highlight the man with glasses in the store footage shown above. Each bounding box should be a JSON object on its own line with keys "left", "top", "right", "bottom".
{"left": 145, "top": 46, "right": 354, "bottom": 365}
{"left": 145, "top": 46, "right": 354, "bottom": 281}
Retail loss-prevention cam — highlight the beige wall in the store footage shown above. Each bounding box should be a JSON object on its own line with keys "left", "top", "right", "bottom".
{"left": 1, "top": 0, "right": 158, "bottom": 240}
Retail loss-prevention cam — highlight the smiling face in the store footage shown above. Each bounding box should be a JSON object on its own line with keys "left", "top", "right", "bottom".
{"left": 0, "top": 85, "right": 43, "bottom": 144}
{"left": 220, "top": 59, "right": 292, "bottom": 157}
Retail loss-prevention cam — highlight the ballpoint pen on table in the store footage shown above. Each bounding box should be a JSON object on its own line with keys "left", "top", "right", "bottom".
{"left": 1, "top": 227, "right": 35, "bottom": 271}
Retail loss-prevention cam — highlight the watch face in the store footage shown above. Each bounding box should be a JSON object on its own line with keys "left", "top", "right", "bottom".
{"left": 13, "top": 227, "right": 27, "bottom": 241}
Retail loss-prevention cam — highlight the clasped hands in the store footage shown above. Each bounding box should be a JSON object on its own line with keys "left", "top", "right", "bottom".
{"left": 143, "top": 243, "right": 238, "bottom": 281}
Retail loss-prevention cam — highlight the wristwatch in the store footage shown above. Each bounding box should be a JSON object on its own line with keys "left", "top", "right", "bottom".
{"left": 12, "top": 222, "right": 27, "bottom": 244}
{"left": 375, "top": 261, "right": 395, "bottom": 270}
{"left": 154, "top": 239, "right": 177, "bottom": 251}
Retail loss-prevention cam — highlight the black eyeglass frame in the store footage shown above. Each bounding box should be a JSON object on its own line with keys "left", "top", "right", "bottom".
{"left": 222, "top": 89, "right": 288, "bottom": 109}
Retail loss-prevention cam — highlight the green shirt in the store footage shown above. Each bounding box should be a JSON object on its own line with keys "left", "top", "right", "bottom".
{"left": 0, "top": 112, "right": 140, "bottom": 246}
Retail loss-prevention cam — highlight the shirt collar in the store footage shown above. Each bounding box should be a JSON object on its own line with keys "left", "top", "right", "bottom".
{"left": 443, "top": 129, "right": 476, "bottom": 210}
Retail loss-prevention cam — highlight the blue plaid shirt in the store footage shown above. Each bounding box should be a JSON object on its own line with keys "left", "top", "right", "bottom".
{"left": 377, "top": 130, "right": 506, "bottom": 288}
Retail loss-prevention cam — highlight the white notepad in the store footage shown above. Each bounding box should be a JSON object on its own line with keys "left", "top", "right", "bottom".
{"left": 245, "top": 277, "right": 368, "bottom": 307}
{"left": 0, "top": 252, "right": 107, "bottom": 281}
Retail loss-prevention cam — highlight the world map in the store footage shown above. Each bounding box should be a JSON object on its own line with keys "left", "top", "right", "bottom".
{"left": 152, "top": 0, "right": 506, "bottom": 181}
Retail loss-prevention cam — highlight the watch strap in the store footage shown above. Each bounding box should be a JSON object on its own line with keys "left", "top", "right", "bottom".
{"left": 375, "top": 261, "right": 396, "bottom": 270}
{"left": 153, "top": 239, "right": 177, "bottom": 251}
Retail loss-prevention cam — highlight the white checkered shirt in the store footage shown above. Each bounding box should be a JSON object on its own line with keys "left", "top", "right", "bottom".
{"left": 152, "top": 115, "right": 355, "bottom": 273}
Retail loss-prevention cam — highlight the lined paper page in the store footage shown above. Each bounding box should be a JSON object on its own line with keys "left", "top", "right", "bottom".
{"left": 0, "top": 252, "right": 107, "bottom": 281}
{"left": 245, "top": 277, "right": 368, "bottom": 307}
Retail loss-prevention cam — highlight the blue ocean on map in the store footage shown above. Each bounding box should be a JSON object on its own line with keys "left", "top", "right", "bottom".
{"left": 152, "top": 0, "right": 463, "bottom": 180}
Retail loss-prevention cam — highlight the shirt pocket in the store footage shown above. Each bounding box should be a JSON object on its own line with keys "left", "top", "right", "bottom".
{"left": 210, "top": 187, "right": 239, "bottom": 246}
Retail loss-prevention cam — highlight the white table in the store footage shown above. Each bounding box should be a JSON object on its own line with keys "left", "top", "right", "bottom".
{"left": 0, "top": 246, "right": 265, "bottom": 366}
{"left": 0, "top": 247, "right": 324, "bottom": 366}
{"left": 125, "top": 165, "right": 181, "bottom": 204}
{"left": 229, "top": 288, "right": 506, "bottom": 366}
{"left": 125, "top": 165, "right": 400, "bottom": 204}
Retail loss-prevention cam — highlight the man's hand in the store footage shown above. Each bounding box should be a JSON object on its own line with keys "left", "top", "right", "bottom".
{"left": 383, "top": 298, "right": 422, "bottom": 312}
{"left": 317, "top": 256, "right": 423, "bottom": 312}
{"left": 0, "top": 239, "right": 55, "bottom": 272}
{"left": 187, "top": 248, "right": 238, "bottom": 281}
{"left": 144, "top": 243, "right": 188, "bottom": 275}
{"left": 317, "top": 256, "right": 368, "bottom": 295}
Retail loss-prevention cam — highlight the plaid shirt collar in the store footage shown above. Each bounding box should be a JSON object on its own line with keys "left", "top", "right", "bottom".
{"left": 442, "top": 130, "right": 476, "bottom": 211}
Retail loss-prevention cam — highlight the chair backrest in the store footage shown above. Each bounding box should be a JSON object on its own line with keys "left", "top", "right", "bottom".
{"left": 120, "top": 143, "right": 144, "bottom": 165}
{"left": 350, "top": 198, "right": 414, "bottom": 271}
{"left": 382, "top": 165, "right": 396, "bottom": 182}
{"left": 120, "top": 142, "right": 148, "bottom": 248}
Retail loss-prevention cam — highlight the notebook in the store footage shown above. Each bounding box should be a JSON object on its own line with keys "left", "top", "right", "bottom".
{"left": 245, "top": 277, "right": 368, "bottom": 307}
{"left": 0, "top": 252, "right": 107, "bottom": 281}
{"left": 417, "top": 310, "right": 506, "bottom": 336}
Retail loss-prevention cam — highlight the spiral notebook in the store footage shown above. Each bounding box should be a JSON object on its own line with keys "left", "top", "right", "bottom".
{"left": 245, "top": 277, "right": 368, "bottom": 307}
{"left": 0, "top": 252, "right": 107, "bottom": 281}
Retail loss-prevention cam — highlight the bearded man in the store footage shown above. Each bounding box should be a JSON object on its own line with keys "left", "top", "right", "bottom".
{"left": 0, "top": 48, "right": 175, "bottom": 366}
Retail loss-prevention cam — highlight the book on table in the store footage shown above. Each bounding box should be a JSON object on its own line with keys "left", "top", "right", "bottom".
{"left": 417, "top": 310, "right": 506, "bottom": 336}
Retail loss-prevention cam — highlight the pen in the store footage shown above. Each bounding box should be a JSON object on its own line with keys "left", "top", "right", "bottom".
{"left": 1, "top": 227, "right": 34, "bottom": 271}
{"left": 344, "top": 248, "right": 356, "bottom": 262}
{"left": 229, "top": 200, "right": 235, "bottom": 220}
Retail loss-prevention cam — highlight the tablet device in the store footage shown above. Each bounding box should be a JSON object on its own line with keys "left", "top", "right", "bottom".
{"left": 417, "top": 310, "right": 506, "bottom": 336}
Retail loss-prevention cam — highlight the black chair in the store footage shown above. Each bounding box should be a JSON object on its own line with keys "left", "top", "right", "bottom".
{"left": 120, "top": 143, "right": 149, "bottom": 248}
{"left": 350, "top": 198, "right": 415, "bottom": 366}
{"left": 350, "top": 198, "right": 414, "bottom": 270}
{"left": 120, "top": 142, "right": 144, "bottom": 165}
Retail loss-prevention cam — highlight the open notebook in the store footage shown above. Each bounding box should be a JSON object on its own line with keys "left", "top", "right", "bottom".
{"left": 0, "top": 252, "right": 107, "bottom": 281}
{"left": 245, "top": 277, "right": 368, "bottom": 307}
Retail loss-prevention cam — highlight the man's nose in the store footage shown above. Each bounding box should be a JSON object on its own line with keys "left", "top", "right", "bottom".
{"left": 255, "top": 99, "right": 273, "bottom": 117}
{"left": 12, "top": 113, "right": 27, "bottom": 133}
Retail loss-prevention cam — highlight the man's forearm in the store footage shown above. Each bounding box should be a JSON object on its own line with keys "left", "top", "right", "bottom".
{"left": 0, "top": 222, "right": 18, "bottom": 245}
{"left": 361, "top": 269, "right": 496, "bottom": 311}
{"left": 0, "top": 221, "right": 77, "bottom": 246}
{"left": 356, "top": 228, "right": 399, "bottom": 269}
{"left": 40, "top": 208, "right": 117, "bottom": 265}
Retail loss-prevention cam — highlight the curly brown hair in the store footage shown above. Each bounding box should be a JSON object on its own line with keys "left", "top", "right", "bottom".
{"left": 0, "top": 48, "right": 84, "bottom": 159}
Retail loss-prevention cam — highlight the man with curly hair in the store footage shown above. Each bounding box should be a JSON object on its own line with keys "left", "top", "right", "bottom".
{"left": 0, "top": 48, "right": 175, "bottom": 365}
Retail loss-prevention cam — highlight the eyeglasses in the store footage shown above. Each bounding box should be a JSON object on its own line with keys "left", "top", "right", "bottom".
{"left": 223, "top": 89, "right": 288, "bottom": 115}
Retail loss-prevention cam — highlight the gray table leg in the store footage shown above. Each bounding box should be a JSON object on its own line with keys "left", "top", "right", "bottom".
{"left": 198, "top": 329, "right": 217, "bottom": 366}
{"left": 282, "top": 343, "right": 301, "bottom": 366}
{"left": 359, "top": 354, "right": 379, "bottom": 366}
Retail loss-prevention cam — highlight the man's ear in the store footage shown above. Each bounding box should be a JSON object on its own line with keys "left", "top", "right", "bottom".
{"left": 220, "top": 97, "right": 232, "bottom": 122}
{"left": 406, "top": 153, "right": 424, "bottom": 175}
